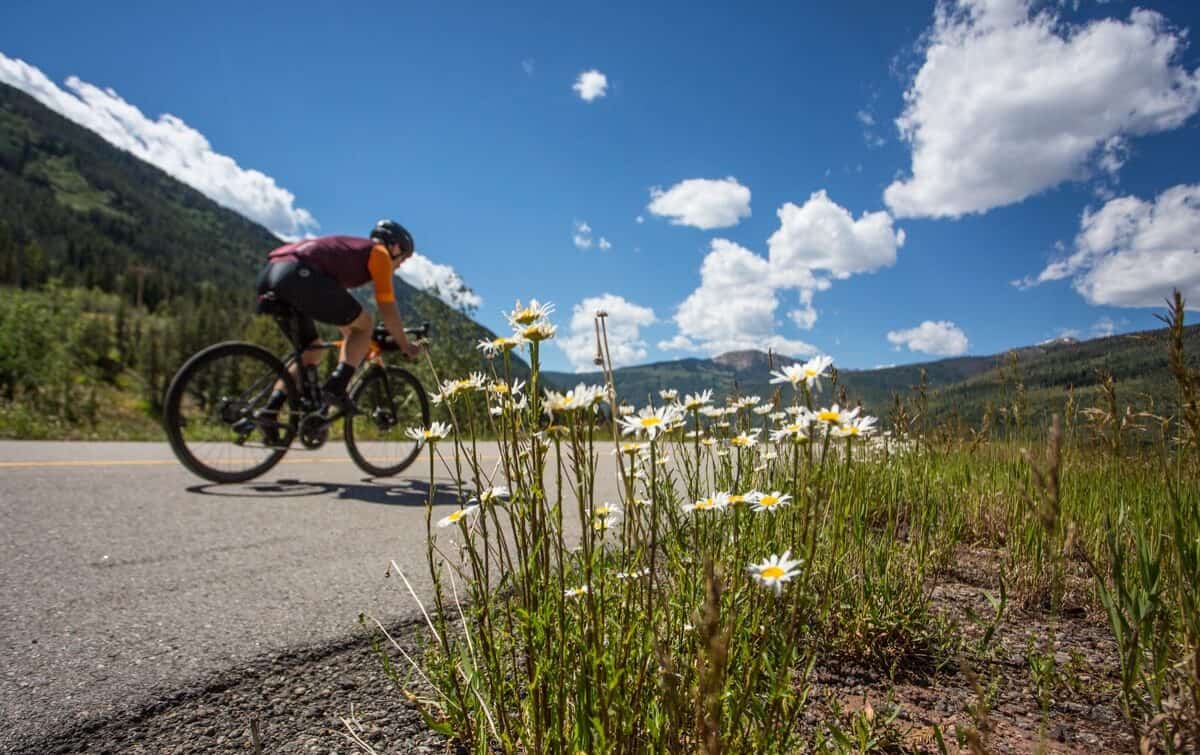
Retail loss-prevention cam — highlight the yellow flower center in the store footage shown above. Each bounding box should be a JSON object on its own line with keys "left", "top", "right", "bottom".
{"left": 639, "top": 417, "right": 662, "bottom": 428}
{"left": 449, "top": 511, "right": 465, "bottom": 522}
{"left": 787, "top": 424, "right": 803, "bottom": 433}
{"left": 729, "top": 494, "right": 745, "bottom": 505}
{"left": 696, "top": 498, "right": 713, "bottom": 510}
{"left": 759, "top": 496, "right": 779, "bottom": 507}
{"left": 818, "top": 411, "right": 840, "bottom": 423}
{"left": 804, "top": 369, "right": 817, "bottom": 378}
{"left": 761, "top": 566, "right": 785, "bottom": 580}
{"left": 845, "top": 425, "right": 860, "bottom": 435}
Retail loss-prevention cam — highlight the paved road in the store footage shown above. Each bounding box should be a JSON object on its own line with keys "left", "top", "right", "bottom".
{"left": 0, "top": 440, "right": 614, "bottom": 751}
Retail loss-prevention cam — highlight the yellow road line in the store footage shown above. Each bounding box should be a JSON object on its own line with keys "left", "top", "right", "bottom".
{"left": 0, "top": 452, "right": 500, "bottom": 470}
{"left": 0, "top": 457, "right": 345, "bottom": 469}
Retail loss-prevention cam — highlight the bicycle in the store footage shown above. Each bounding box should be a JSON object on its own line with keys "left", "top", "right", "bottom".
{"left": 163, "top": 296, "right": 431, "bottom": 483}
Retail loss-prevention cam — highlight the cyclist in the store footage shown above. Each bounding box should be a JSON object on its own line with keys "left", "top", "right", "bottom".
{"left": 255, "top": 219, "right": 423, "bottom": 416}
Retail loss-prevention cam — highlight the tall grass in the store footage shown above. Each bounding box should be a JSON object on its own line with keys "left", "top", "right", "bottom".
{"left": 365, "top": 294, "right": 1199, "bottom": 753}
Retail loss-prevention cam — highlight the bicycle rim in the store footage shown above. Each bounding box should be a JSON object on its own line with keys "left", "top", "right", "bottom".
{"left": 164, "top": 342, "right": 296, "bottom": 483}
{"left": 344, "top": 366, "right": 430, "bottom": 477}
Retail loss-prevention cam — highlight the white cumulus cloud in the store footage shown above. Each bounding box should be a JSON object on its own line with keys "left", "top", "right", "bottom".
{"left": 647, "top": 177, "right": 752, "bottom": 230}
{"left": 1023, "top": 184, "right": 1200, "bottom": 309}
{"left": 887, "top": 321, "right": 969, "bottom": 356}
{"left": 572, "top": 70, "right": 608, "bottom": 102}
{"left": 0, "top": 52, "right": 319, "bottom": 239}
{"left": 767, "top": 190, "right": 905, "bottom": 285}
{"left": 670, "top": 239, "right": 817, "bottom": 358}
{"left": 660, "top": 192, "right": 901, "bottom": 354}
{"left": 558, "top": 294, "right": 655, "bottom": 372}
{"left": 397, "top": 254, "right": 482, "bottom": 312}
{"left": 884, "top": 1, "right": 1200, "bottom": 219}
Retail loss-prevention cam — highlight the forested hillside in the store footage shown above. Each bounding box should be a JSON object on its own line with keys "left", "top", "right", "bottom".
{"left": 0, "top": 82, "right": 526, "bottom": 438}
{"left": 545, "top": 322, "right": 1200, "bottom": 433}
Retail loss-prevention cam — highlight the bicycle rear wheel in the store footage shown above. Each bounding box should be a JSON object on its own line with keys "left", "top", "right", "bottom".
{"left": 344, "top": 366, "right": 430, "bottom": 477}
{"left": 163, "top": 342, "right": 298, "bottom": 483}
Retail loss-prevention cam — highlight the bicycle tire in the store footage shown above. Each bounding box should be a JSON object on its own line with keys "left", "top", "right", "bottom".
{"left": 163, "top": 341, "right": 298, "bottom": 484}
{"left": 344, "top": 366, "right": 430, "bottom": 477}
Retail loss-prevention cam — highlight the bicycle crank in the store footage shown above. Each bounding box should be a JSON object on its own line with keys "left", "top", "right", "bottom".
{"left": 298, "top": 412, "right": 330, "bottom": 449}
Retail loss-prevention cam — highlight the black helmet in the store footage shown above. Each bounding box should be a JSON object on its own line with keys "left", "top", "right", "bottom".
{"left": 370, "top": 219, "right": 414, "bottom": 255}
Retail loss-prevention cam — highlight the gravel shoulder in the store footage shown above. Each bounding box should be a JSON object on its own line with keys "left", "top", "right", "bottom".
{"left": 9, "top": 618, "right": 450, "bottom": 755}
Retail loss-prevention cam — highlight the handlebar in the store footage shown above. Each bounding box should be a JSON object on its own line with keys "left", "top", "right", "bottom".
{"left": 372, "top": 321, "right": 431, "bottom": 353}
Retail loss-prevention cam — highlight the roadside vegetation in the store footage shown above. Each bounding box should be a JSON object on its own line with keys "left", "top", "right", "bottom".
{"left": 363, "top": 293, "right": 1200, "bottom": 754}
{"left": 0, "top": 283, "right": 508, "bottom": 439}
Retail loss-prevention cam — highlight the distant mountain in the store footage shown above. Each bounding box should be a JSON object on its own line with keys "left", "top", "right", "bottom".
{"left": 544, "top": 323, "right": 1200, "bottom": 426}
{"left": 0, "top": 81, "right": 527, "bottom": 378}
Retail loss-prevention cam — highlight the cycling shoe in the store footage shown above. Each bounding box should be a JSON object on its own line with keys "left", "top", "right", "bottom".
{"left": 321, "top": 390, "right": 358, "bottom": 417}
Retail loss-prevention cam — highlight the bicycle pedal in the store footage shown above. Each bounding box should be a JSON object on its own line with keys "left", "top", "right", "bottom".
{"left": 321, "top": 391, "right": 358, "bottom": 417}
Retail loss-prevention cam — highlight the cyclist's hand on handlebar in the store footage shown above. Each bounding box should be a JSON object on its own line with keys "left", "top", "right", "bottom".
{"left": 400, "top": 341, "right": 422, "bottom": 361}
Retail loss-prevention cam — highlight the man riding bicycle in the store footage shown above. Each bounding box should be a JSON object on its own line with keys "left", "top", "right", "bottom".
{"left": 255, "top": 219, "right": 423, "bottom": 416}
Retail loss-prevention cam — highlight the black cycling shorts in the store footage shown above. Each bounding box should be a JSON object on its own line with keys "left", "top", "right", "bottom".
{"left": 256, "top": 259, "right": 363, "bottom": 346}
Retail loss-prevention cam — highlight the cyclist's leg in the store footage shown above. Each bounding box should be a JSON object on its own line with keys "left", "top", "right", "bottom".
{"left": 258, "top": 261, "right": 322, "bottom": 413}
{"left": 268, "top": 261, "right": 366, "bottom": 410}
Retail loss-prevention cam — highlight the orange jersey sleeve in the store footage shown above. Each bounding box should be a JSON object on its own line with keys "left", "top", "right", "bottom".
{"left": 367, "top": 245, "right": 396, "bottom": 304}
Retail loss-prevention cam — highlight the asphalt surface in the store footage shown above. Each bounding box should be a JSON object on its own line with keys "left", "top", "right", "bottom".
{"left": 0, "top": 440, "right": 613, "bottom": 751}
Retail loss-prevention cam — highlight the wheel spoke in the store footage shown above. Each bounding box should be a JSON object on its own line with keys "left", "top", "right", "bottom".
{"left": 165, "top": 343, "right": 295, "bottom": 483}
{"left": 345, "top": 367, "right": 428, "bottom": 476}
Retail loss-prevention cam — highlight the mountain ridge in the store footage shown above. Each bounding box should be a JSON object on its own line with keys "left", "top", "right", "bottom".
{"left": 544, "top": 322, "right": 1200, "bottom": 427}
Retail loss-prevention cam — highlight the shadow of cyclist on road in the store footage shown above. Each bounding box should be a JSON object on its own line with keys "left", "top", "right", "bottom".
{"left": 185, "top": 477, "right": 460, "bottom": 507}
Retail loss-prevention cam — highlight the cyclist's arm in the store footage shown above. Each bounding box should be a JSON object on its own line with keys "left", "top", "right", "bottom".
{"left": 367, "top": 246, "right": 414, "bottom": 351}
{"left": 378, "top": 300, "right": 413, "bottom": 350}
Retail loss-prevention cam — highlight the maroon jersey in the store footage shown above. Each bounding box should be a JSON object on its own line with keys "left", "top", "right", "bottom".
{"left": 267, "top": 236, "right": 379, "bottom": 289}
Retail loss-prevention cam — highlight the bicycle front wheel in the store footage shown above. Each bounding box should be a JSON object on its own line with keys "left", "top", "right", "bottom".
{"left": 163, "top": 342, "right": 298, "bottom": 483}
{"left": 344, "top": 366, "right": 430, "bottom": 477}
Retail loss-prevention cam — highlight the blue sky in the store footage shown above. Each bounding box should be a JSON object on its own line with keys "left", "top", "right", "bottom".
{"left": 3, "top": 0, "right": 1200, "bottom": 372}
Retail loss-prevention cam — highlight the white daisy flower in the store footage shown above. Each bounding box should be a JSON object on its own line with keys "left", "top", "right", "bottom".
{"left": 615, "top": 441, "right": 648, "bottom": 456}
{"left": 487, "top": 379, "right": 525, "bottom": 398}
{"left": 593, "top": 502, "right": 623, "bottom": 519}
{"left": 682, "top": 492, "right": 730, "bottom": 513}
{"left": 816, "top": 404, "right": 860, "bottom": 425}
{"left": 682, "top": 389, "right": 713, "bottom": 411}
{"left": 727, "top": 491, "right": 752, "bottom": 507}
{"left": 833, "top": 415, "right": 878, "bottom": 438}
{"left": 750, "top": 490, "right": 793, "bottom": 512}
{"left": 478, "top": 486, "right": 510, "bottom": 504}
{"left": 617, "top": 404, "right": 683, "bottom": 440}
{"left": 563, "top": 585, "right": 589, "bottom": 598}
{"left": 659, "top": 388, "right": 679, "bottom": 401}
{"left": 615, "top": 567, "right": 651, "bottom": 580}
{"left": 747, "top": 551, "right": 803, "bottom": 595}
{"left": 520, "top": 321, "right": 556, "bottom": 342}
{"left": 477, "top": 335, "right": 527, "bottom": 357}
{"left": 730, "top": 430, "right": 760, "bottom": 448}
{"left": 507, "top": 299, "right": 555, "bottom": 328}
{"left": 753, "top": 403, "right": 774, "bottom": 416}
{"left": 770, "top": 355, "right": 833, "bottom": 392}
{"left": 437, "top": 505, "right": 480, "bottom": 528}
{"left": 405, "top": 421, "right": 452, "bottom": 444}
{"left": 432, "top": 373, "right": 487, "bottom": 404}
